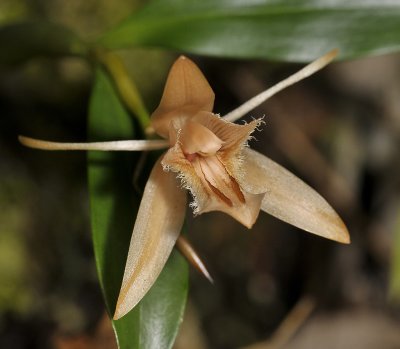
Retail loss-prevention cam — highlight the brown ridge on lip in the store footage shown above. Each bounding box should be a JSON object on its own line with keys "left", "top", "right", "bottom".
{"left": 206, "top": 178, "right": 233, "bottom": 207}
{"left": 229, "top": 175, "right": 246, "bottom": 204}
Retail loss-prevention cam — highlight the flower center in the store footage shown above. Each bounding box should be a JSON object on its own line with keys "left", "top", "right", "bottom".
{"left": 179, "top": 121, "right": 245, "bottom": 207}
{"left": 180, "top": 120, "right": 223, "bottom": 157}
{"left": 193, "top": 155, "right": 245, "bottom": 207}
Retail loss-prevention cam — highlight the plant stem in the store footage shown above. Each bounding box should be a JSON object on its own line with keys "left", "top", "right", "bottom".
{"left": 94, "top": 48, "right": 151, "bottom": 133}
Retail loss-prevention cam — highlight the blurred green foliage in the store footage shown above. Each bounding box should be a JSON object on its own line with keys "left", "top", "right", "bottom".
{"left": 100, "top": 0, "right": 400, "bottom": 61}
{"left": 0, "top": 177, "right": 33, "bottom": 314}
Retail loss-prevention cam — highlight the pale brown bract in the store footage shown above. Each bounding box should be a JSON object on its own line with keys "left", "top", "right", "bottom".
{"left": 19, "top": 50, "right": 350, "bottom": 321}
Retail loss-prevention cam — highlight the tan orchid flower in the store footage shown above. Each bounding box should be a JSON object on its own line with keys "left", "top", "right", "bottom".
{"left": 19, "top": 49, "right": 350, "bottom": 320}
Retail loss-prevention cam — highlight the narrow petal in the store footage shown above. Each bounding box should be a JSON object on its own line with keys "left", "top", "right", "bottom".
{"left": 176, "top": 236, "right": 213, "bottom": 283}
{"left": 239, "top": 148, "right": 350, "bottom": 243}
{"left": 223, "top": 49, "right": 338, "bottom": 122}
{"left": 19, "top": 135, "right": 169, "bottom": 151}
{"left": 114, "top": 158, "right": 187, "bottom": 320}
{"left": 151, "top": 56, "right": 215, "bottom": 138}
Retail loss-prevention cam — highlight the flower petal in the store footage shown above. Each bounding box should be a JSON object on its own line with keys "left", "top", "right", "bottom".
{"left": 192, "top": 112, "right": 261, "bottom": 153}
{"left": 151, "top": 56, "right": 215, "bottom": 138}
{"left": 223, "top": 49, "right": 338, "bottom": 123}
{"left": 176, "top": 236, "right": 213, "bottom": 283}
{"left": 114, "top": 157, "right": 187, "bottom": 320}
{"left": 198, "top": 188, "right": 264, "bottom": 229}
{"left": 180, "top": 120, "right": 224, "bottom": 156}
{"left": 18, "top": 135, "right": 169, "bottom": 151}
{"left": 239, "top": 148, "right": 350, "bottom": 243}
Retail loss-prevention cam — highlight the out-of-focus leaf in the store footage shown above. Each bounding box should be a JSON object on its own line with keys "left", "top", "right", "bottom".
{"left": 99, "top": 0, "right": 400, "bottom": 62}
{"left": 87, "top": 67, "right": 188, "bottom": 349}
{"left": 0, "top": 21, "right": 88, "bottom": 65}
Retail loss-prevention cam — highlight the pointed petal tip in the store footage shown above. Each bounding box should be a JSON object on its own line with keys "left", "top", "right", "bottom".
{"left": 112, "top": 295, "right": 130, "bottom": 320}
{"left": 113, "top": 311, "right": 124, "bottom": 321}
{"left": 113, "top": 290, "right": 141, "bottom": 320}
{"left": 312, "top": 215, "right": 350, "bottom": 244}
{"left": 112, "top": 306, "right": 123, "bottom": 321}
{"left": 18, "top": 135, "right": 49, "bottom": 150}
{"left": 327, "top": 48, "right": 339, "bottom": 59}
{"left": 176, "top": 236, "right": 214, "bottom": 283}
{"left": 335, "top": 224, "right": 351, "bottom": 244}
{"left": 111, "top": 159, "right": 187, "bottom": 323}
{"left": 320, "top": 48, "right": 339, "bottom": 65}
{"left": 323, "top": 213, "right": 350, "bottom": 244}
{"left": 296, "top": 208, "right": 351, "bottom": 245}
{"left": 151, "top": 55, "right": 215, "bottom": 137}
{"left": 341, "top": 235, "right": 351, "bottom": 244}
{"left": 243, "top": 220, "right": 255, "bottom": 230}
{"left": 197, "top": 261, "right": 214, "bottom": 284}
{"left": 18, "top": 135, "right": 33, "bottom": 147}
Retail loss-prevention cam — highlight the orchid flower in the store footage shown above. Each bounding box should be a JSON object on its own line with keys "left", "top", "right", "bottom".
{"left": 19, "top": 49, "right": 349, "bottom": 320}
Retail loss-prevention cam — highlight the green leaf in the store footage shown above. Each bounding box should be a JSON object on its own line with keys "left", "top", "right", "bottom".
{"left": 99, "top": 0, "right": 400, "bottom": 62}
{"left": 87, "top": 67, "right": 188, "bottom": 349}
{"left": 0, "top": 21, "right": 88, "bottom": 65}
{"left": 139, "top": 251, "right": 188, "bottom": 349}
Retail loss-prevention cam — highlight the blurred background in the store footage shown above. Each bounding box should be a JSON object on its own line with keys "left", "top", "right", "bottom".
{"left": 1, "top": 0, "right": 400, "bottom": 348}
